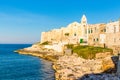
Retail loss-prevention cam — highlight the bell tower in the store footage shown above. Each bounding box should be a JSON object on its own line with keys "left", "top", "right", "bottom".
{"left": 81, "top": 14, "right": 87, "bottom": 24}
{"left": 80, "top": 14, "right": 88, "bottom": 44}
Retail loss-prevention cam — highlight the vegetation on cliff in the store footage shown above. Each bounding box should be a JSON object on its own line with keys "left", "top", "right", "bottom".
{"left": 41, "top": 41, "right": 49, "bottom": 45}
{"left": 66, "top": 44, "right": 113, "bottom": 59}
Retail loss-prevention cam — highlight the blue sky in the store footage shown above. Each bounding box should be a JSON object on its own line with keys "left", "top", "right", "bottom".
{"left": 0, "top": 0, "right": 120, "bottom": 44}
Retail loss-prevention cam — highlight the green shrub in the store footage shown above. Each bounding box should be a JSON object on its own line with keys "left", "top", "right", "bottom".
{"left": 64, "top": 33, "right": 69, "bottom": 36}
{"left": 41, "top": 41, "right": 49, "bottom": 45}
{"left": 65, "top": 44, "right": 74, "bottom": 49}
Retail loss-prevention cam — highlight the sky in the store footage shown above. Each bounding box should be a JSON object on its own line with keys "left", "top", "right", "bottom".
{"left": 0, "top": 0, "right": 120, "bottom": 44}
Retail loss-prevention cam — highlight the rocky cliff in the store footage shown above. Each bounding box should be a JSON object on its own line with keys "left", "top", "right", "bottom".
{"left": 15, "top": 44, "right": 119, "bottom": 80}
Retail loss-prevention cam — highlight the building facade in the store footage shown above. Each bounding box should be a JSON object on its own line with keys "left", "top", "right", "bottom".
{"left": 41, "top": 15, "right": 88, "bottom": 44}
{"left": 106, "top": 20, "right": 120, "bottom": 47}
{"left": 41, "top": 15, "right": 120, "bottom": 48}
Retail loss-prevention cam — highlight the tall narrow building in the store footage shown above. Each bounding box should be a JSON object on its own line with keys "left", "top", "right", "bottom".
{"left": 81, "top": 14, "right": 87, "bottom": 24}
{"left": 80, "top": 15, "right": 88, "bottom": 43}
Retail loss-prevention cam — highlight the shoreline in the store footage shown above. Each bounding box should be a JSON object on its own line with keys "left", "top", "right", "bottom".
{"left": 15, "top": 49, "right": 59, "bottom": 79}
{"left": 14, "top": 49, "right": 59, "bottom": 62}
{"left": 15, "top": 49, "right": 57, "bottom": 79}
{"left": 15, "top": 45, "right": 120, "bottom": 80}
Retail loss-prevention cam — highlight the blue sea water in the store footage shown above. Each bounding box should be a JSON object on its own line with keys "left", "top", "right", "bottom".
{"left": 0, "top": 44, "right": 55, "bottom": 80}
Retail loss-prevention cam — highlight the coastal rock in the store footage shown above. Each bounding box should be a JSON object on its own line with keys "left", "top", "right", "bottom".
{"left": 16, "top": 45, "right": 117, "bottom": 80}
{"left": 96, "top": 52, "right": 112, "bottom": 59}
{"left": 102, "top": 56, "right": 115, "bottom": 72}
{"left": 54, "top": 55, "right": 103, "bottom": 79}
{"left": 53, "top": 54, "right": 116, "bottom": 80}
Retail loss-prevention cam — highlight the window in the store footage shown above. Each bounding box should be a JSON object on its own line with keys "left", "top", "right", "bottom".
{"left": 88, "top": 29, "right": 90, "bottom": 34}
{"left": 74, "top": 33, "right": 76, "bottom": 36}
{"left": 104, "top": 29, "right": 106, "bottom": 32}
{"left": 91, "top": 29, "right": 93, "bottom": 33}
{"left": 65, "top": 33, "right": 69, "bottom": 36}
{"left": 83, "top": 21, "right": 86, "bottom": 24}
{"left": 93, "top": 38, "right": 99, "bottom": 42}
{"left": 114, "top": 27, "right": 116, "bottom": 33}
{"left": 80, "top": 39, "right": 83, "bottom": 43}
{"left": 96, "top": 38, "right": 99, "bottom": 42}
{"left": 74, "top": 24, "right": 77, "bottom": 26}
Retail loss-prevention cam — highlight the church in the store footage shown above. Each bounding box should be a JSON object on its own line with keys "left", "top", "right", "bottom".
{"left": 41, "top": 15, "right": 88, "bottom": 44}
{"left": 41, "top": 15, "right": 120, "bottom": 50}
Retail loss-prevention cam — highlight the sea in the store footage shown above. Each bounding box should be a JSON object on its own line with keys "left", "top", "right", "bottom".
{"left": 0, "top": 44, "right": 55, "bottom": 80}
